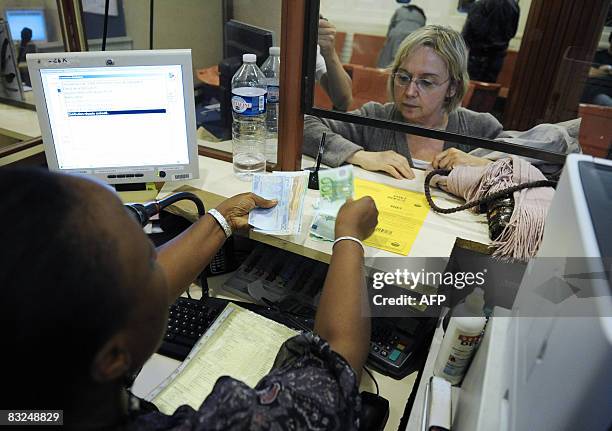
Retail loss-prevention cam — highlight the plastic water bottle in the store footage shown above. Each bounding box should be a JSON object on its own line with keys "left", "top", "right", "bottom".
{"left": 231, "top": 53, "right": 267, "bottom": 179}
{"left": 261, "top": 46, "right": 280, "bottom": 164}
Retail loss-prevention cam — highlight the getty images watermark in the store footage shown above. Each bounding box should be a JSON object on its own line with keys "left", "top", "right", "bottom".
{"left": 361, "top": 256, "right": 611, "bottom": 318}
{"left": 370, "top": 268, "right": 487, "bottom": 308}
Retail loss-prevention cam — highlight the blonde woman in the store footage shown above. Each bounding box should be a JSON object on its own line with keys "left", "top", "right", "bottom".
{"left": 303, "top": 25, "right": 501, "bottom": 179}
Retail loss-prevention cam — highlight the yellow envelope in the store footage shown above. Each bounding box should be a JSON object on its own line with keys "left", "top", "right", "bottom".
{"left": 355, "top": 178, "right": 430, "bottom": 255}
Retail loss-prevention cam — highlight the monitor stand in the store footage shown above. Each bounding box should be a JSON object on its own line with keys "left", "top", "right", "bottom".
{"left": 114, "top": 183, "right": 159, "bottom": 204}
{"left": 114, "top": 182, "right": 147, "bottom": 192}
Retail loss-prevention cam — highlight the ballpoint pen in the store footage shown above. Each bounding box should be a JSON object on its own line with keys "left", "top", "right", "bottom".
{"left": 308, "top": 132, "right": 326, "bottom": 190}
{"left": 315, "top": 132, "right": 326, "bottom": 173}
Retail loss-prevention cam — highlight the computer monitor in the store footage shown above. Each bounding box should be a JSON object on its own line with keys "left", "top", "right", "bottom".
{"left": 451, "top": 154, "right": 611, "bottom": 431}
{"left": 504, "top": 154, "right": 611, "bottom": 430}
{"left": 27, "top": 49, "right": 199, "bottom": 185}
{"left": 0, "top": 18, "right": 24, "bottom": 102}
{"left": 216, "top": 21, "right": 273, "bottom": 138}
{"left": 224, "top": 20, "right": 274, "bottom": 66}
{"left": 5, "top": 9, "right": 47, "bottom": 42}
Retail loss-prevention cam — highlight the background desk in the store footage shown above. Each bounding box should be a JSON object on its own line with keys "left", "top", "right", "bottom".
{"left": 0, "top": 99, "right": 43, "bottom": 167}
{"left": 134, "top": 150, "right": 490, "bottom": 431}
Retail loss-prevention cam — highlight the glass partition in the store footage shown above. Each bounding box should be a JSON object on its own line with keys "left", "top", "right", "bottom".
{"left": 303, "top": 0, "right": 612, "bottom": 165}
{"left": 76, "top": 0, "right": 284, "bottom": 165}
{"left": 0, "top": 0, "right": 65, "bottom": 106}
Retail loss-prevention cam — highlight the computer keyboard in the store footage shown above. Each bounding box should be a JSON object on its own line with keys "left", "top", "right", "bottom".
{"left": 158, "top": 297, "right": 229, "bottom": 360}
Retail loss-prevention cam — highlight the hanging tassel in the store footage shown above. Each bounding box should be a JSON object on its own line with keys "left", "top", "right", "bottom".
{"left": 444, "top": 156, "right": 554, "bottom": 261}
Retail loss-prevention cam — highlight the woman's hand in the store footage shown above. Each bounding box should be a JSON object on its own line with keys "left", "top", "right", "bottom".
{"left": 348, "top": 150, "right": 415, "bottom": 180}
{"left": 215, "top": 193, "right": 277, "bottom": 232}
{"left": 318, "top": 18, "right": 337, "bottom": 58}
{"left": 335, "top": 196, "right": 379, "bottom": 240}
{"left": 432, "top": 148, "right": 492, "bottom": 170}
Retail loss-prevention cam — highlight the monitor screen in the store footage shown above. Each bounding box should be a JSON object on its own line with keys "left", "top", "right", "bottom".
{"left": 27, "top": 50, "right": 199, "bottom": 184}
{"left": 224, "top": 20, "right": 273, "bottom": 65}
{"left": 5, "top": 9, "right": 47, "bottom": 42}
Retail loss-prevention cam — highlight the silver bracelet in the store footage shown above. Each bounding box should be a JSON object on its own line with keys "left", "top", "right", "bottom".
{"left": 333, "top": 236, "right": 365, "bottom": 253}
{"left": 207, "top": 209, "right": 232, "bottom": 238}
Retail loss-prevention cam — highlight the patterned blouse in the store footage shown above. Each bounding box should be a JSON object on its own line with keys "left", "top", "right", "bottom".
{"left": 129, "top": 333, "right": 361, "bottom": 430}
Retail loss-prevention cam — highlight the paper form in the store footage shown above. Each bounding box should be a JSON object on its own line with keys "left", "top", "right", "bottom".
{"left": 355, "top": 178, "right": 430, "bottom": 256}
{"left": 249, "top": 171, "right": 309, "bottom": 235}
{"left": 150, "top": 304, "right": 297, "bottom": 415}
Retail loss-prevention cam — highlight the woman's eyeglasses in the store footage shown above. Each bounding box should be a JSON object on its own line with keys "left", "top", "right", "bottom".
{"left": 393, "top": 71, "right": 450, "bottom": 92}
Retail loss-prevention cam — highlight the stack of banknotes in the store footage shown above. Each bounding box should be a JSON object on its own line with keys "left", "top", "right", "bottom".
{"left": 309, "top": 165, "right": 354, "bottom": 241}
{"left": 248, "top": 171, "right": 309, "bottom": 235}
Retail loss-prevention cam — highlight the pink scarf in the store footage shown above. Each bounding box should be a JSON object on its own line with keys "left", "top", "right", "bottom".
{"left": 443, "top": 156, "right": 555, "bottom": 261}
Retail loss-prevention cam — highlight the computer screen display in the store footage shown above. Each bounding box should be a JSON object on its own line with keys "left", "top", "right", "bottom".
{"left": 40, "top": 65, "right": 189, "bottom": 170}
{"left": 5, "top": 9, "right": 47, "bottom": 42}
{"left": 27, "top": 50, "right": 199, "bottom": 184}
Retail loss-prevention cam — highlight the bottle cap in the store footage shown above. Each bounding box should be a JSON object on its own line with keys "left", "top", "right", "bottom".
{"left": 243, "top": 53, "right": 257, "bottom": 63}
{"left": 269, "top": 46, "right": 280, "bottom": 56}
{"left": 465, "top": 288, "right": 485, "bottom": 315}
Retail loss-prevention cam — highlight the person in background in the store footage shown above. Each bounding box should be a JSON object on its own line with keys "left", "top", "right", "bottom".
{"left": 581, "top": 31, "right": 612, "bottom": 107}
{"left": 303, "top": 25, "right": 503, "bottom": 180}
{"left": 317, "top": 15, "right": 354, "bottom": 111}
{"left": 17, "top": 27, "right": 35, "bottom": 86}
{"left": 1, "top": 168, "right": 378, "bottom": 430}
{"left": 377, "top": 0, "right": 427, "bottom": 68}
{"left": 461, "top": 0, "right": 519, "bottom": 83}
{"left": 16, "top": 27, "right": 33, "bottom": 63}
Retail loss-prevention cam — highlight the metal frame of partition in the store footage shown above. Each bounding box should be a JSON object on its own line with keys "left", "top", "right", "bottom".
{"left": 54, "top": 0, "right": 570, "bottom": 170}
{"left": 302, "top": 0, "right": 567, "bottom": 165}
{"left": 56, "top": 0, "right": 88, "bottom": 52}
{"left": 53, "top": 0, "right": 321, "bottom": 171}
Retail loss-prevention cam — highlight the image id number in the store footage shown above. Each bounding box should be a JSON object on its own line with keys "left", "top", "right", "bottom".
{"left": 1, "top": 410, "right": 63, "bottom": 426}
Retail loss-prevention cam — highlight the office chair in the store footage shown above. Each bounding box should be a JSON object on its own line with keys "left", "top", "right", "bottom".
{"left": 350, "top": 34, "right": 387, "bottom": 68}
{"left": 462, "top": 80, "right": 501, "bottom": 113}
{"left": 578, "top": 103, "right": 612, "bottom": 159}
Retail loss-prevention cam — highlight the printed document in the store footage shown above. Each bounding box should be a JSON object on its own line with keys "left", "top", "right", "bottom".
{"left": 149, "top": 303, "right": 297, "bottom": 414}
{"left": 355, "top": 178, "right": 429, "bottom": 255}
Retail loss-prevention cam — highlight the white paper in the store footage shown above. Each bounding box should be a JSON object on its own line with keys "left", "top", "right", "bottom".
{"left": 82, "top": 0, "right": 119, "bottom": 16}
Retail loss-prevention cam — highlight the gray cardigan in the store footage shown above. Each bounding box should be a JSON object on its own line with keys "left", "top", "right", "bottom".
{"left": 303, "top": 102, "right": 504, "bottom": 167}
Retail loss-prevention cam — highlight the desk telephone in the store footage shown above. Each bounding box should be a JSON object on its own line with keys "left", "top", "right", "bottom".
{"left": 155, "top": 211, "right": 242, "bottom": 277}
{"left": 126, "top": 191, "right": 239, "bottom": 277}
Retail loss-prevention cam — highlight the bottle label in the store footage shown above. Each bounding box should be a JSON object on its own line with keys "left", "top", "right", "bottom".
{"left": 231, "top": 88, "right": 267, "bottom": 116}
{"left": 267, "top": 85, "right": 280, "bottom": 103}
{"left": 231, "top": 94, "right": 266, "bottom": 116}
{"left": 442, "top": 332, "right": 481, "bottom": 377}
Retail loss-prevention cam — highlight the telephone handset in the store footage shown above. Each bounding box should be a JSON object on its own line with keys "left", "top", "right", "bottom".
{"left": 206, "top": 237, "right": 237, "bottom": 276}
